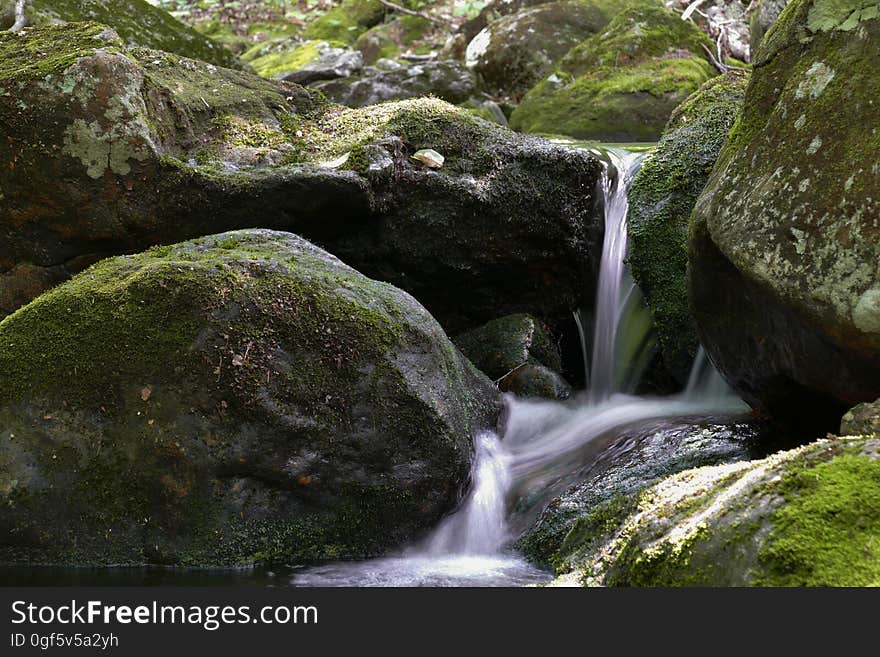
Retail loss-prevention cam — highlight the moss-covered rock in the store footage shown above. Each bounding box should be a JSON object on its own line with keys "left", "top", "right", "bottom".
{"left": 312, "top": 59, "right": 480, "bottom": 107}
{"left": 0, "top": 229, "right": 498, "bottom": 566}
{"left": 243, "top": 38, "right": 364, "bottom": 83}
{"left": 841, "top": 399, "right": 880, "bottom": 437}
{"left": 356, "top": 15, "right": 435, "bottom": 64}
{"left": 454, "top": 314, "right": 571, "bottom": 399}
{"left": 688, "top": 0, "right": 880, "bottom": 428}
{"left": 627, "top": 70, "right": 749, "bottom": 385}
{"left": 509, "top": 2, "right": 717, "bottom": 140}
{"left": 302, "top": 0, "right": 388, "bottom": 43}
{"left": 0, "top": 23, "right": 604, "bottom": 339}
{"left": 0, "top": 0, "right": 240, "bottom": 68}
{"left": 465, "top": 0, "right": 622, "bottom": 99}
{"left": 548, "top": 434, "right": 880, "bottom": 586}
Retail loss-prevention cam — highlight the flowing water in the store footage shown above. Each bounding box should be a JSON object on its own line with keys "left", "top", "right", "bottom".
{"left": 291, "top": 146, "right": 747, "bottom": 587}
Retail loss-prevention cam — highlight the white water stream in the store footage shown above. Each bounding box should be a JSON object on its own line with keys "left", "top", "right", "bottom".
{"left": 293, "top": 147, "right": 744, "bottom": 587}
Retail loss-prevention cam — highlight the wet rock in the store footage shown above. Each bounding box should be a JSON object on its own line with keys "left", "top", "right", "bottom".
{"left": 545, "top": 434, "right": 880, "bottom": 586}
{"left": 519, "top": 418, "right": 761, "bottom": 567}
{"left": 0, "top": 229, "right": 499, "bottom": 566}
{"left": 689, "top": 0, "right": 880, "bottom": 427}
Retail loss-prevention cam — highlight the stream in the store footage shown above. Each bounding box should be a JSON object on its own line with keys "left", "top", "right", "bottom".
{"left": 288, "top": 146, "right": 749, "bottom": 586}
{"left": 0, "top": 145, "right": 750, "bottom": 588}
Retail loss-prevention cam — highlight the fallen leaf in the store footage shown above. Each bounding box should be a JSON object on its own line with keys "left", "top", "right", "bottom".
{"left": 140, "top": 387, "right": 152, "bottom": 402}
{"left": 412, "top": 148, "right": 444, "bottom": 168}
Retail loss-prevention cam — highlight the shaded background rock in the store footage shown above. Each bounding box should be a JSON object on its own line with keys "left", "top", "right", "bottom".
{"left": 454, "top": 314, "right": 571, "bottom": 399}
{"left": 464, "top": 1, "right": 620, "bottom": 99}
{"left": 313, "top": 59, "right": 480, "bottom": 107}
{"left": 0, "top": 229, "right": 498, "bottom": 566}
{"left": 510, "top": 2, "right": 716, "bottom": 140}
{"left": 689, "top": 0, "right": 880, "bottom": 428}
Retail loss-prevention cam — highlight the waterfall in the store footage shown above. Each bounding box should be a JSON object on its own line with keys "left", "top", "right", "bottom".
{"left": 588, "top": 149, "right": 646, "bottom": 402}
{"left": 292, "top": 145, "right": 746, "bottom": 586}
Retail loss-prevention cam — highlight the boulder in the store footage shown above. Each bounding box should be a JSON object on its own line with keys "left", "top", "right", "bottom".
{"left": 355, "top": 15, "right": 435, "bottom": 64}
{"left": 509, "top": 2, "right": 716, "bottom": 140}
{"left": 841, "top": 400, "right": 880, "bottom": 437}
{"left": 0, "top": 0, "right": 239, "bottom": 68}
{"left": 546, "top": 435, "right": 880, "bottom": 586}
{"left": 519, "top": 418, "right": 761, "bottom": 569}
{"left": 454, "top": 314, "right": 571, "bottom": 399}
{"left": 0, "top": 229, "right": 499, "bottom": 566}
{"left": 689, "top": 0, "right": 880, "bottom": 427}
{"left": 242, "top": 38, "right": 364, "bottom": 83}
{"left": 464, "top": 1, "right": 619, "bottom": 99}
{"left": 627, "top": 70, "right": 749, "bottom": 385}
{"left": 312, "top": 59, "right": 480, "bottom": 108}
{"left": 0, "top": 23, "right": 604, "bottom": 339}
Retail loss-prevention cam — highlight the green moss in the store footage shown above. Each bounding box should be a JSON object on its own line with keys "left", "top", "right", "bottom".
{"left": 627, "top": 70, "right": 749, "bottom": 382}
{"left": 303, "top": 0, "right": 387, "bottom": 43}
{"left": 244, "top": 39, "right": 346, "bottom": 79}
{"left": 0, "top": 22, "right": 122, "bottom": 81}
{"left": 757, "top": 453, "right": 880, "bottom": 586}
{"left": 510, "top": 2, "right": 716, "bottom": 140}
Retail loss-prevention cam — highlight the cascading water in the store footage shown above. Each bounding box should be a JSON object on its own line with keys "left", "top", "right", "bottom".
{"left": 292, "top": 146, "right": 745, "bottom": 587}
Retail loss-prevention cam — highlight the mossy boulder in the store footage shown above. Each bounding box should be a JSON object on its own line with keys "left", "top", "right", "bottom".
{"left": 0, "top": 23, "right": 604, "bottom": 339}
{"left": 454, "top": 314, "right": 571, "bottom": 399}
{"left": 303, "top": 0, "right": 389, "bottom": 43}
{"left": 627, "top": 70, "right": 749, "bottom": 385}
{"left": 509, "top": 2, "right": 717, "bottom": 140}
{"left": 547, "top": 434, "right": 880, "bottom": 586}
{"left": 688, "top": 0, "right": 880, "bottom": 428}
{"left": 356, "top": 15, "right": 435, "bottom": 64}
{"left": 0, "top": 229, "right": 498, "bottom": 566}
{"left": 242, "top": 38, "right": 364, "bottom": 83}
{"left": 0, "top": 0, "right": 239, "bottom": 68}
{"left": 464, "top": 1, "right": 620, "bottom": 99}
{"left": 312, "top": 59, "right": 480, "bottom": 108}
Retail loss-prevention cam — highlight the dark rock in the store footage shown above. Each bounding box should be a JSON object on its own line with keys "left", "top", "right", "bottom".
{"left": 455, "top": 314, "right": 570, "bottom": 399}
{"left": 0, "top": 229, "right": 499, "bottom": 566}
